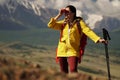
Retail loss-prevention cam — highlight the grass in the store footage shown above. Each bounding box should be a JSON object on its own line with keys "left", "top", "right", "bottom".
{"left": 0, "top": 28, "right": 120, "bottom": 80}
{"left": 0, "top": 43, "right": 120, "bottom": 80}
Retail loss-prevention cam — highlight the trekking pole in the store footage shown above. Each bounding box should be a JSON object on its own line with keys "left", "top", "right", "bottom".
{"left": 102, "top": 28, "right": 111, "bottom": 80}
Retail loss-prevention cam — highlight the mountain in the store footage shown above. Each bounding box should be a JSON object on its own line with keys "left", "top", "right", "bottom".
{"left": 0, "top": 0, "right": 120, "bottom": 31}
{"left": 0, "top": 0, "right": 56, "bottom": 30}
{"left": 94, "top": 16, "right": 120, "bottom": 31}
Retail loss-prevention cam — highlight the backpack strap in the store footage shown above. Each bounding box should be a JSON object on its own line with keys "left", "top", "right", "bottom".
{"left": 76, "top": 18, "right": 87, "bottom": 50}
{"left": 76, "top": 17, "right": 82, "bottom": 35}
{"left": 76, "top": 17, "right": 87, "bottom": 63}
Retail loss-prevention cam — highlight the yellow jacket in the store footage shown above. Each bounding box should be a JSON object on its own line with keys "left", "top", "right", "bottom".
{"left": 48, "top": 18, "right": 100, "bottom": 57}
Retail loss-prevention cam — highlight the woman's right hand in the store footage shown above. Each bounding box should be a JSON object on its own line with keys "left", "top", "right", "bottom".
{"left": 59, "top": 8, "right": 66, "bottom": 16}
{"left": 54, "top": 8, "right": 65, "bottom": 20}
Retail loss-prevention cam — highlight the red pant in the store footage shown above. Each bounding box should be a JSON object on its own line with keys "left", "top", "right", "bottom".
{"left": 58, "top": 56, "right": 78, "bottom": 73}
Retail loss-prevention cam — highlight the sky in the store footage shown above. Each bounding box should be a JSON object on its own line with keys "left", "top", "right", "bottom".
{"left": 27, "top": 0, "right": 120, "bottom": 17}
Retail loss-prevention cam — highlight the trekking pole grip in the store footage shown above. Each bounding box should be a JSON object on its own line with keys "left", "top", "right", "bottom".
{"left": 102, "top": 28, "right": 111, "bottom": 41}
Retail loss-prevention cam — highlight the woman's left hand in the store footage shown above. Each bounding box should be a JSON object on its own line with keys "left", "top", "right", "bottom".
{"left": 98, "top": 38, "right": 108, "bottom": 44}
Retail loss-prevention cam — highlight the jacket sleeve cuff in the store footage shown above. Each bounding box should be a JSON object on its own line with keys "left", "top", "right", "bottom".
{"left": 94, "top": 37, "right": 101, "bottom": 43}
{"left": 47, "top": 18, "right": 56, "bottom": 28}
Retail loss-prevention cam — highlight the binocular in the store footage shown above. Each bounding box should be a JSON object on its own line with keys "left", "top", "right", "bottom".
{"left": 61, "top": 9, "right": 69, "bottom": 14}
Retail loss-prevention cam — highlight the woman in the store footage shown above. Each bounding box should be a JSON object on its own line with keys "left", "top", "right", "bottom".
{"left": 48, "top": 5, "right": 106, "bottom": 73}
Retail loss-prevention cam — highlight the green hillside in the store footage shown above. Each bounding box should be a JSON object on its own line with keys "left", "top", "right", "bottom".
{"left": 0, "top": 28, "right": 119, "bottom": 49}
{"left": 0, "top": 29, "right": 59, "bottom": 45}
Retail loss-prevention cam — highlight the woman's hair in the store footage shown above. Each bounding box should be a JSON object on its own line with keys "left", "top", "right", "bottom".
{"left": 66, "top": 5, "right": 76, "bottom": 19}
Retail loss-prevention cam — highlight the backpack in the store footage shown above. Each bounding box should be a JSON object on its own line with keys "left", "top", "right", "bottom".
{"left": 56, "top": 17, "right": 87, "bottom": 63}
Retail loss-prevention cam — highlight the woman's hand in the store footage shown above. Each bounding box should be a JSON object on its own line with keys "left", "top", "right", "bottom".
{"left": 98, "top": 38, "right": 108, "bottom": 44}
{"left": 59, "top": 8, "right": 66, "bottom": 15}
{"left": 54, "top": 8, "right": 65, "bottom": 20}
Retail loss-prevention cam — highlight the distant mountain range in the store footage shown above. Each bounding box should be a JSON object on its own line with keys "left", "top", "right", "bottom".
{"left": 0, "top": 0, "right": 49, "bottom": 30}
{"left": 0, "top": 0, "right": 120, "bottom": 31}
